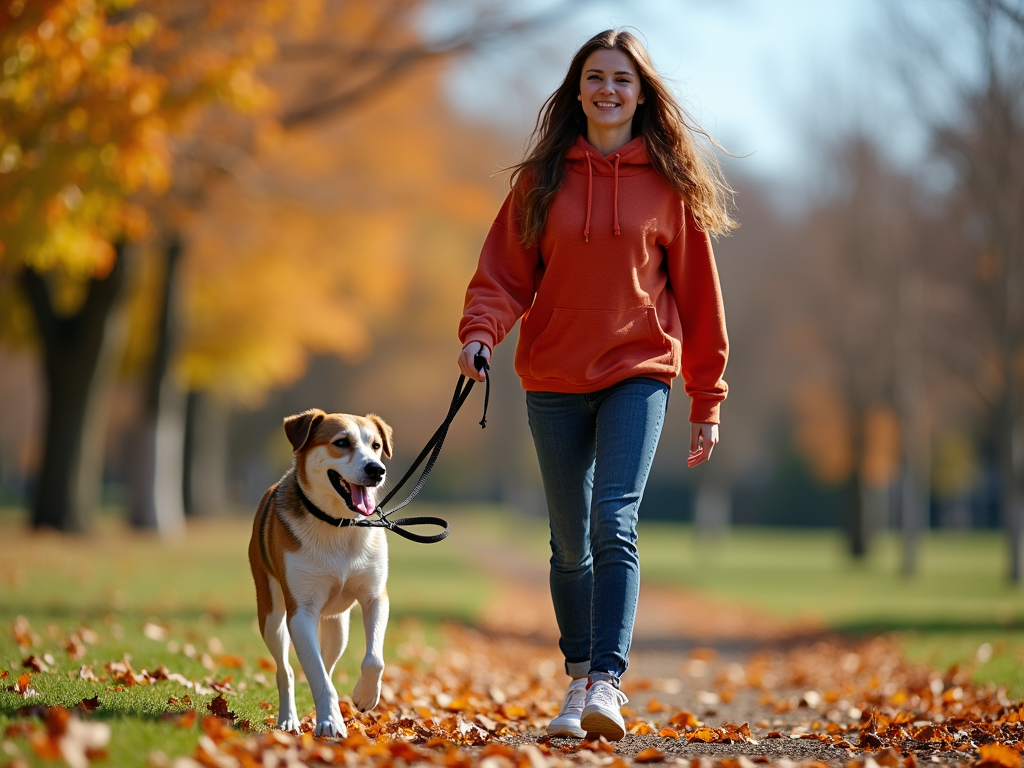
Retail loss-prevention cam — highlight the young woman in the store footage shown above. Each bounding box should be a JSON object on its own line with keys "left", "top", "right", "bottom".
{"left": 457, "top": 29, "right": 734, "bottom": 741}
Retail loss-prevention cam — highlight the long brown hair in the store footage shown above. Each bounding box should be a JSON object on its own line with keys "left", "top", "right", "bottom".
{"left": 511, "top": 29, "right": 736, "bottom": 247}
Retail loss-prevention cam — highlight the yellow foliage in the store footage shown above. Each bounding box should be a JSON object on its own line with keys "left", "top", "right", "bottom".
{"left": 792, "top": 381, "right": 854, "bottom": 484}
{"left": 173, "top": 61, "right": 509, "bottom": 404}
{"left": 861, "top": 406, "right": 901, "bottom": 488}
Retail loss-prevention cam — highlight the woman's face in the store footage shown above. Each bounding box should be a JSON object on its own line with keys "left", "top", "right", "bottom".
{"left": 578, "top": 48, "right": 645, "bottom": 138}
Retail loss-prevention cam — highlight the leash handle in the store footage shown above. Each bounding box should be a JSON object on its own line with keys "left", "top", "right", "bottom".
{"left": 376, "top": 515, "right": 450, "bottom": 544}
{"left": 474, "top": 353, "right": 490, "bottom": 428}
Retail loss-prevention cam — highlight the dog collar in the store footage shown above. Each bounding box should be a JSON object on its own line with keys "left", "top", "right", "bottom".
{"left": 295, "top": 482, "right": 366, "bottom": 528}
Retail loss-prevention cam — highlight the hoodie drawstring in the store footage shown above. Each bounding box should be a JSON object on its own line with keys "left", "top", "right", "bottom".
{"left": 583, "top": 152, "right": 593, "bottom": 243}
{"left": 613, "top": 153, "right": 621, "bottom": 237}
{"left": 582, "top": 151, "right": 622, "bottom": 242}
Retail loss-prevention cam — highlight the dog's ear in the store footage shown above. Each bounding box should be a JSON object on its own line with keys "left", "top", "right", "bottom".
{"left": 284, "top": 409, "right": 325, "bottom": 452}
{"left": 367, "top": 414, "right": 393, "bottom": 459}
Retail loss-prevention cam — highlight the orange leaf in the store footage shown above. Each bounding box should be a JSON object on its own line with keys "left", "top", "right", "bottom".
{"left": 206, "top": 695, "right": 236, "bottom": 722}
{"left": 635, "top": 747, "right": 666, "bottom": 763}
{"left": 975, "top": 745, "right": 1022, "bottom": 768}
{"left": 629, "top": 722, "right": 656, "bottom": 735}
{"left": 669, "top": 711, "right": 699, "bottom": 728}
{"left": 582, "top": 736, "right": 617, "bottom": 753}
{"left": 647, "top": 698, "right": 667, "bottom": 713}
{"left": 658, "top": 727, "right": 680, "bottom": 739}
{"left": 687, "top": 726, "right": 720, "bottom": 743}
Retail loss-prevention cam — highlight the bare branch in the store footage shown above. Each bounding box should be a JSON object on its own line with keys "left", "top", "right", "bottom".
{"left": 279, "top": 0, "right": 587, "bottom": 128}
{"left": 991, "top": 0, "right": 1024, "bottom": 30}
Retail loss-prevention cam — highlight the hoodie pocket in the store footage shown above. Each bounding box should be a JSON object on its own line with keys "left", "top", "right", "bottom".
{"left": 527, "top": 306, "right": 669, "bottom": 386}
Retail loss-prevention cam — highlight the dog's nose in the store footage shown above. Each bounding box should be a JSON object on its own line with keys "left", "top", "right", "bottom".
{"left": 364, "top": 462, "right": 385, "bottom": 483}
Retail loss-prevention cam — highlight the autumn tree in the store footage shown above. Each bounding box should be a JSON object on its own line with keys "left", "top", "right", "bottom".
{"left": 124, "top": 0, "right": 585, "bottom": 533}
{"left": 0, "top": 0, "right": 171, "bottom": 531}
{"left": 1, "top": 0, "right": 584, "bottom": 533}
{"left": 889, "top": 0, "right": 1024, "bottom": 580}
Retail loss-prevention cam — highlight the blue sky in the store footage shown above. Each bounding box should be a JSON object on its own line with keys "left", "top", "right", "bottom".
{"left": 443, "top": 0, "right": 946, "bottom": 188}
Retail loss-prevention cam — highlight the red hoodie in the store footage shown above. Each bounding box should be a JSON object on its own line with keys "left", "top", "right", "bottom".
{"left": 459, "top": 134, "right": 729, "bottom": 424}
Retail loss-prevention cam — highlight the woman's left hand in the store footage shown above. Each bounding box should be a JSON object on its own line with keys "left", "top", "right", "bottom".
{"left": 688, "top": 422, "right": 719, "bottom": 467}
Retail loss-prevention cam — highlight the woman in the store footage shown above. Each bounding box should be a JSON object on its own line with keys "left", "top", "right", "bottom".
{"left": 457, "top": 29, "right": 734, "bottom": 741}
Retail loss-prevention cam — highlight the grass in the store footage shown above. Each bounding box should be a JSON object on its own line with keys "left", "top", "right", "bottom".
{"left": 2, "top": 506, "right": 1023, "bottom": 765}
{"left": 426, "top": 507, "right": 1024, "bottom": 696}
{"left": 0, "top": 510, "right": 495, "bottom": 766}
{"left": 631, "top": 522, "right": 1024, "bottom": 697}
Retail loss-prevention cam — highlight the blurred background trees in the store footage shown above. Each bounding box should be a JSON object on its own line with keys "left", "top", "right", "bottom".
{"left": 1, "top": 0, "right": 1022, "bottom": 580}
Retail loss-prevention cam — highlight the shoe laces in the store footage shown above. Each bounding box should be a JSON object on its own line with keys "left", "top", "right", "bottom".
{"left": 559, "top": 679, "right": 588, "bottom": 715}
{"left": 587, "top": 680, "right": 628, "bottom": 710}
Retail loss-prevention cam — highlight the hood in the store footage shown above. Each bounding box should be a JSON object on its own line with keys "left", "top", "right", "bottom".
{"left": 565, "top": 134, "right": 650, "bottom": 171}
{"left": 564, "top": 134, "right": 651, "bottom": 241}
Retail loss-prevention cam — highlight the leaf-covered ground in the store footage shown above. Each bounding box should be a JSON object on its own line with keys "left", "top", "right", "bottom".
{"left": 1, "top": 512, "right": 1021, "bottom": 768}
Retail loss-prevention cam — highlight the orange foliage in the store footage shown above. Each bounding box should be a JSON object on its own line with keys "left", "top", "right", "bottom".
{"left": 176, "top": 62, "right": 508, "bottom": 404}
{"left": 862, "top": 405, "right": 901, "bottom": 488}
{"left": 792, "top": 381, "right": 853, "bottom": 484}
{"left": 0, "top": 0, "right": 287, "bottom": 334}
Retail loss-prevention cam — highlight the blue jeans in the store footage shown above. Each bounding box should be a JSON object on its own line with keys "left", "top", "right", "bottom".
{"left": 526, "top": 378, "right": 669, "bottom": 687}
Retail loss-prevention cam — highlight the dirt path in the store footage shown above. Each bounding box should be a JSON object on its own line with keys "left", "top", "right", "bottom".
{"left": 447, "top": 515, "right": 1003, "bottom": 766}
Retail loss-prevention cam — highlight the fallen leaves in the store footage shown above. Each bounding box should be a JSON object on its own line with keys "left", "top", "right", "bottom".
{"left": 635, "top": 746, "right": 667, "bottom": 762}
{"left": 12, "top": 706, "right": 111, "bottom": 768}
{"left": 3, "top": 616, "right": 1024, "bottom": 768}
{"left": 975, "top": 744, "right": 1023, "bottom": 768}
{"left": 5, "top": 671, "right": 37, "bottom": 697}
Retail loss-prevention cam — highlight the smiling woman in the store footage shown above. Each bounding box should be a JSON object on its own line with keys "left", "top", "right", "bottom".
{"left": 456, "top": 28, "right": 737, "bottom": 743}
{"left": 577, "top": 48, "right": 646, "bottom": 155}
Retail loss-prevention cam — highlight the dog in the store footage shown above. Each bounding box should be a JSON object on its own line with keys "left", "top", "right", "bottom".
{"left": 248, "top": 408, "right": 393, "bottom": 738}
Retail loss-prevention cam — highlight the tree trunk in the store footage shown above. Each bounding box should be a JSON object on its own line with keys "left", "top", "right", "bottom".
{"left": 20, "top": 248, "right": 127, "bottom": 532}
{"left": 128, "top": 235, "right": 186, "bottom": 535}
{"left": 183, "top": 389, "right": 230, "bottom": 517}
{"left": 1000, "top": 341, "right": 1024, "bottom": 582}
{"left": 896, "top": 262, "right": 929, "bottom": 577}
{"left": 846, "top": 404, "right": 872, "bottom": 559}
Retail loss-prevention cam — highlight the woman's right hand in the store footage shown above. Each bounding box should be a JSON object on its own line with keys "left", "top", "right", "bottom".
{"left": 458, "top": 342, "right": 491, "bottom": 382}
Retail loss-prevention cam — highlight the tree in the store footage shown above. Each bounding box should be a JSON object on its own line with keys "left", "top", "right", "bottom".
{"left": 0, "top": 0, "right": 172, "bottom": 530}
{"left": 889, "top": 0, "right": 1024, "bottom": 580}
{"left": 1, "top": 0, "right": 585, "bottom": 533}
{"left": 126, "top": 0, "right": 586, "bottom": 532}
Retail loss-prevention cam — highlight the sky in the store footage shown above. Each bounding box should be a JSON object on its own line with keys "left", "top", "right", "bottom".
{"left": 442, "top": 0, "right": 949, "bottom": 189}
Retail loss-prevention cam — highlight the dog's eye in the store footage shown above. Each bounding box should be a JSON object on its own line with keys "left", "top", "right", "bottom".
{"left": 333, "top": 438, "right": 350, "bottom": 448}
{"left": 372, "top": 442, "right": 381, "bottom": 450}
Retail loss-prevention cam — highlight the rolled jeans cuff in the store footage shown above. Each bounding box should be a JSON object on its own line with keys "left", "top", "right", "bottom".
{"left": 566, "top": 659, "right": 590, "bottom": 679}
{"left": 588, "top": 671, "right": 620, "bottom": 688}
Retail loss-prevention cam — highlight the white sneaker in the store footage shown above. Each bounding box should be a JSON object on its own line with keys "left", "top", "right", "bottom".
{"left": 580, "top": 679, "right": 628, "bottom": 741}
{"left": 547, "top": 678, "right": 588, "bottom": 738}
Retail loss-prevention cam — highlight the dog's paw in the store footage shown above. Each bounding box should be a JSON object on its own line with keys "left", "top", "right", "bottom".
{"left": 313, "top": 713, "right": 347, "bottom": 739}
{"left": 352, "top": 677, "right": 381, "bottom": 712}
{"left": 277, "top": 713, "right": 301, "bottom": 733}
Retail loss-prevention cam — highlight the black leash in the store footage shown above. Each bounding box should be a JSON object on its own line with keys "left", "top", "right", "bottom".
{"left": 297, "top": 353, "right": 490, "bottom": 544}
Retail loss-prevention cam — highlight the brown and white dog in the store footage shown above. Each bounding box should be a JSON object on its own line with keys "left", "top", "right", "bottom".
{"left": 248, "top": 408, "right": 393, "bottom": 738}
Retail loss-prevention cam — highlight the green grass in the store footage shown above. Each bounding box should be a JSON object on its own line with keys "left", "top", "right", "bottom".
{"left": 635, "top": 523, "right": 1024, "bottom": 697}
{"left": 635, "top": 524, "right": 1023, "bottom": 628}
{"left": 0, "top": 511, "right": 495, "bottom": 766}
{"left": 3, "top": 506, "right": 1023, "bottom": 765}
{"left": 428, "top": 508, "right": 1024, "bottom": 696}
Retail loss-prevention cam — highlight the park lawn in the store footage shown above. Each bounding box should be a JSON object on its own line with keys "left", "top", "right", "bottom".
{"left": 439, "top": 508, "right": 1024, "bottom": 696}
{"left": 3, "top": 507, "right": 1023, "bottom": 765}
{"left": 634, "top": 522, "right": 1024, "bottom": 697}
{"left": 420, "top": 507, "right": 1024, "bottom": 696}
{"left": 0, "top": 511, "right": 494, "bottom": 767}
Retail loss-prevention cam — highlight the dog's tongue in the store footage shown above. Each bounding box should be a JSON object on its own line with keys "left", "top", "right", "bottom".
{"left": 349, "top": 483, "right": 374, "bottom": 516}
